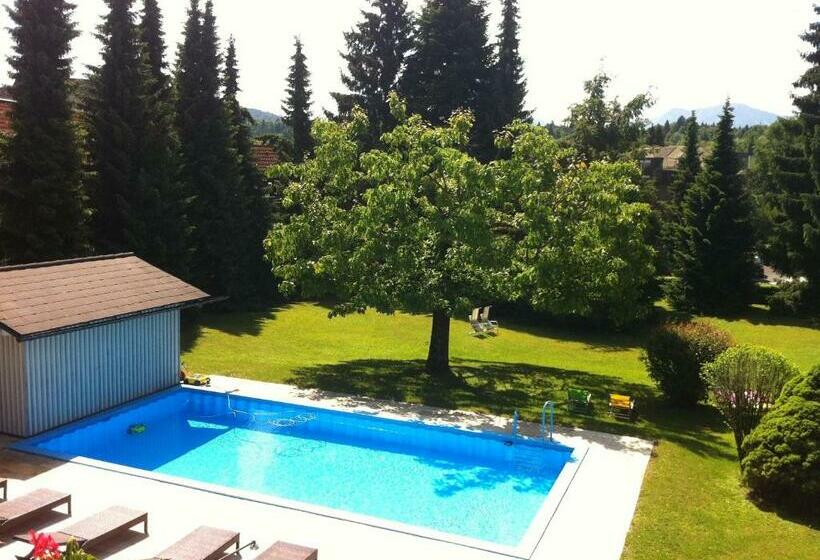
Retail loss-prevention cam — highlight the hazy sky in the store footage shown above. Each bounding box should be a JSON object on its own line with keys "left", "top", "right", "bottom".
{"left": 0, "top": 0, "right": 815, "bottom": 122}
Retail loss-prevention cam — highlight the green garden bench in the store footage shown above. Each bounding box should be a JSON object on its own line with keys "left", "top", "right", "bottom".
{"left": 567, "top": 387, "right": 592, "bottom": 413}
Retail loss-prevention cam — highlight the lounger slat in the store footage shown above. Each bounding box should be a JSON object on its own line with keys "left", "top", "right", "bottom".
{"left": 0, "top": 489, "right": 70, "bottom": 526}
{"left": 57, "top": 505, "right": 147, "bottom": 544}
{"left": 154, "top": 526, "right": 240, "bottom": 560}
{"left": 255, "top": 541, "right": 318, "bottom": 560}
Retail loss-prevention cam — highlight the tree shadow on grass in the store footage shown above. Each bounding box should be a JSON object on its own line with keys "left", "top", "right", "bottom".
{"left": 287, "top": 358, "right": 735, "bottom": 460}
{"left": 181, "top": 304, "right": 288, "bottom": 353}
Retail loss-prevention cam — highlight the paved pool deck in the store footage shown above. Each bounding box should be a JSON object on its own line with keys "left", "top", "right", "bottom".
{"left": 0, "top": 376, "right": 652, "bottom": 560}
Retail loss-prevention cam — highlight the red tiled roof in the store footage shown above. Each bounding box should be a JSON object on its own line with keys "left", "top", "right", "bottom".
{"left": 0, "top": 254, "right": 211, "bottom": 340}
{"left": 251, "top": 144, "right": 280, "bottom": 170}
{"left": 0, "top": 98, "right": 15, "bottom": 136}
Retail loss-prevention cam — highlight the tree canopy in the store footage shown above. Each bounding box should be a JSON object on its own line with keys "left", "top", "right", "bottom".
{"left": 282, "top": 37, "right": 314, "bottom": 163}
{"left": 0, "top": 0, "right": 87, "bottom": 262}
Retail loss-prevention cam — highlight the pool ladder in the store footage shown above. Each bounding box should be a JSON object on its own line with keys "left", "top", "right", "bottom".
{"left": 541, "top": 401, "right": 555, "bottom": 442}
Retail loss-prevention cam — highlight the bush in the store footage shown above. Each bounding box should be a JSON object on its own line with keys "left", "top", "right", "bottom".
{"left": 703, "top": 345, "right": 800, "bottom": 457}
{"left": 740, "top": 366, "right": 819, "bottom": 514}
{"left": 766, "top": 282, "right": 807, "bottom": 315}
{"left": 643, "top": 321, "right": 734, "bottom": 406}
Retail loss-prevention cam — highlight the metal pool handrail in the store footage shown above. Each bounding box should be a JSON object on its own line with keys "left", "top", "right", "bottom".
{"left": 540, "top": 401, "right": 555, "bottom": 441}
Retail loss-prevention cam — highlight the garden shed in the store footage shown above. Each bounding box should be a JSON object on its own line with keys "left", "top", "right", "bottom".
{"left": 0, "top": 253, "right": 211, "bottom": 437}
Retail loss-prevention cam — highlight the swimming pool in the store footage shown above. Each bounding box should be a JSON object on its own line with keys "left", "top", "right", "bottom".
{"left": 15, "top": 387, "right": 585, "bottom": 557}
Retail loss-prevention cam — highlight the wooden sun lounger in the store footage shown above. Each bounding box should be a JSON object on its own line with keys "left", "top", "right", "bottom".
{"left": 255, "top": 541, "right": 318, "bottom": 560}
{"left": 14, "top": 505, "right": 147, "bottom": 558}
{"left": 0, "top": 488, "right": 71, "bottom": 532}
{"left": 148, "top": 526, "right": 240, "bottom": 560}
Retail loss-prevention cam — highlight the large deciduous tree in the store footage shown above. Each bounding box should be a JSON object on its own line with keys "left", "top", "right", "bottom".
{"left": 282, "top": 37, "right": 314, "bottom": 163}
{"left": 400, "top": 0, "right": 495, "bottom": 160}
{"left": 267, "top": 96, "right": 507, "bottom": 377}
{"left": 565, "top": 72, "right": 653, "bottom": 162}
{"left": 0, "top": 0, "right": 88, "bottom": 263}
{"left": 331, "top": 0, "right": 414, "bottom": 149}
{"left": 671, "top": 101, "right": 758, "bottom": 312}
{"left": 496, "top": 124, "right": 656, "bottom": 325}
{"left": 85, "top": 0, "right": 148, "bottom": 254}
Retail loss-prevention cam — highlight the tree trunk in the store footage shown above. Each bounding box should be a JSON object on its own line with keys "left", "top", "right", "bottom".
{"left": 426, "top": 310, "right": 452, "bottom": 378}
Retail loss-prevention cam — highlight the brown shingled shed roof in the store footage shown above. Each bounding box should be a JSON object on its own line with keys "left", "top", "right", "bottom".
{"left": 0, "top": 253, "right": 212, "bottom": 340}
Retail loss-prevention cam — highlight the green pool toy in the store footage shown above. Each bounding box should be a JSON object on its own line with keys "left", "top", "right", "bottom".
{"left": 127, "top": 423, "right": 146, "bottom": 435}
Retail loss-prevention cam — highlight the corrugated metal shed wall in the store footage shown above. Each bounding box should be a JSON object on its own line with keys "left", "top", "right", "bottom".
{"left": 0, "top": 330, "right": 27, "bottom": 435}
{"left": 21, "top": 309, "right": 180, "bottom": 436}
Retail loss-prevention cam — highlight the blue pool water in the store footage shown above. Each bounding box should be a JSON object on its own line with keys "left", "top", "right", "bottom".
{"left": 20, "top": 388, "right": 573, "bottom": 547}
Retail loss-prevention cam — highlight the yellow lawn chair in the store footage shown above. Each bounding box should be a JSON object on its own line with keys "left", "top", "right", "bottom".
{"left": 609, "top": 393, "right": 635, "bottom": 420}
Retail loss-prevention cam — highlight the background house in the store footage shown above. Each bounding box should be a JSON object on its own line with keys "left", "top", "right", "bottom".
{"left": 0, "top": 253, "right": 211, "bottom": 437}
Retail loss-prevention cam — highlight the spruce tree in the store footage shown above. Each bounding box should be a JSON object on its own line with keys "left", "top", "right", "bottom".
{"left": 85, "top": 0, "right": 147, "bottom": 254}
{"left": 137, "top": 0, "right": 189, "bottom": 276}
{"left": 0, "top": 0, "right": 87, "bottom": 263}
{"left": 175, "top": 0, "right": 241, "bottom": 297}
{"left": 789, "top": 5, "right": 820, "bottom": 307}
{"left": 224, "top": 37, "right": 271, "bottom": 300}
{"left": 400, "top": 0, "right": 494, "bottom": 159}
{"left": 282, "top": 38, "right": 314, "bottom": 163}
{"left": 331, "top": 0, "right": 414, "bottom": 149}
{"left": 672, "top": 101, "right": 758, "bottom": 312}
{"left": 492, "top": 0, "right": 528, "bottom": 131}
{"left": 671, "top": 112, "right": 700, "bottom": 205}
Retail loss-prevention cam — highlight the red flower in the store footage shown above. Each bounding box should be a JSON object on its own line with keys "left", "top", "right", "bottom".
{"left": 28, "top": 530, "right": 61, "bottom": 560}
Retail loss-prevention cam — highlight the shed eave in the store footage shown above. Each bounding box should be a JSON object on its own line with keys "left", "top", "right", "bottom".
{"left": 2, "top": 295, "right": 222, "bottom": 342}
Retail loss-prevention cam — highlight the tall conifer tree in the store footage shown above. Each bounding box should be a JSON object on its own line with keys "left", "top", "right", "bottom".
{"left": 789, "top": 5, "right": 820, "bottom": 306}
{"left": 401, "top": 0, "right": 494, "bottom": 159}
{"left": 331, "top": 0, "right": 414, "bottom": 148}
{"left": 175, "top": 0, "right": 241, "bottom": 297}
{"left": 282, "top": 38, "right": 314, "bottom": 163}
{"left": 672, "top": 101, "right": 757, "bottom": 312}
{"left": 224, "top": 37, "right": 271, "bottom": 300}
{"left": 492, "top": 0, "right": 528, "bottom": 131}
{"left": 85, "top": 0, "right": 147, "bottom": 254}
{"left": 0, "top": 0, "right": 87, "bottom": 263}
{"left": 138, "top": 0, "right": 189, "bottom": 276}
{"left": 671, "top": 111, "right": 700, "bottom": 205}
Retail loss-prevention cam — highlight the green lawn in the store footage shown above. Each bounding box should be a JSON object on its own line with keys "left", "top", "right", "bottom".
{"left": 181, "top": 301, "right": 820, "bottom": 559}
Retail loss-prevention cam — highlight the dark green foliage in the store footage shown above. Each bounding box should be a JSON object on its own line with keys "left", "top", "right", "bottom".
{"left": 758, "top": 8, "right": 820, "bottom": 311}
{"left": 175, "top": 0, "right": 242, "bottom": 299}
{"left": 85, "top": 0, "right": 149, "bottom": 255}
{"left": 400, "top": 0, "right": 495, "bottom": 159}
{"left": 646, "top": 124, "right": 665, "bottom": 146}
{"left": 331, "top": 0, "right": 414, "bottom": 149}
{"left": 766, "top": 282, "right": 812, "bottom": 316}
{"left": 224, "top": 37, "right": 272, "bottom": 302}
{"left": 670, "top": 101, "right": 758, "bottom": 312}
{"left": 671, "top": 112, "right": 700, "bottom": 205}
{"left": 282, "top": 38, "right": 314, "bottom": 163}
{"left": 491, "top": 0, "right": 529, "bottom": 133}
{"left": 565, "top": 72, "right": 653, "bottom": 162}
{"left": 643, "top": 321, "right": 735, "bottom": 406}
{"left": 0, "top": 0, "right": 88, "bottom": 263}
{"left": 136, "top": 0, "right": 190, "bottom": 277}
{"left": 741, "top": 366, "right": 819, "bottom": 514}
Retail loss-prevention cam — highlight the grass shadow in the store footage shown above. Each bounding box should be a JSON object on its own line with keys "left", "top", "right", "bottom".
{"left": 287, "top": 358, "right": 734, "bottom": 460}
{"left": 181, "top": 304, "right": 288, "bottom": 353}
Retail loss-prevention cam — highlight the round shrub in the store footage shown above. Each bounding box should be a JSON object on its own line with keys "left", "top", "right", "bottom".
{"left": 740, "top": 366, "right": 819, "bottom": 513}
{"left": 703, "top": 345, "right": 800, "bottom": 457}
{"left": 643, "top": 321, "right": 734, "bottom": 406}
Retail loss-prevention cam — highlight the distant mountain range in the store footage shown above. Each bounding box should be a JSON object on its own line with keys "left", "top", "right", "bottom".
{"left": 248, "top": 108, "right": 282, "bottom": 122}
{"left": 652, "top": 103, "right": 781, "bottom": 127}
